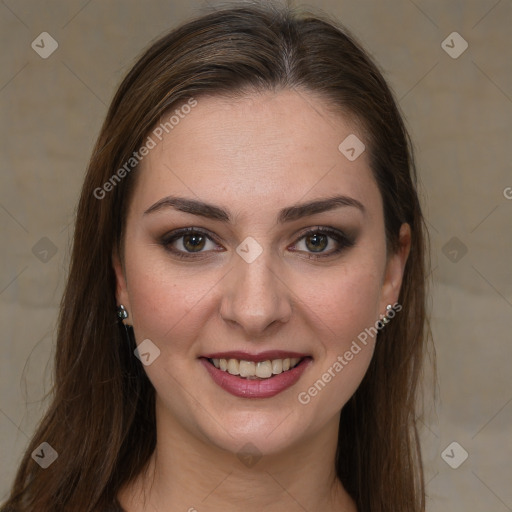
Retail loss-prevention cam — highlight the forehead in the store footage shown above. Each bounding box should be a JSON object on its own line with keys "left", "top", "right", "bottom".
{"left": 131, "top": 89, "right": 381, "bottom": 221}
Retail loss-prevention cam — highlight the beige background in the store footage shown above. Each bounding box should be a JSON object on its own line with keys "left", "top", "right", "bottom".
{"left": 1, "top": 0, "right": 511, "bottom": 509}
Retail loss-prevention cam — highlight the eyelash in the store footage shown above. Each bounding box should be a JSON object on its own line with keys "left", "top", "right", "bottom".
{"left": 159, "top": 226, "right": 355, "bottom": 260}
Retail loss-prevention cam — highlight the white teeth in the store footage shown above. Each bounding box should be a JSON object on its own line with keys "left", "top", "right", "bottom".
{"left": 210, "top": 356, "right": 303, "bottom": 379}
{"left": 272, "top": 359, "right": 283, "bottom": 374}
{"left": 239, "top": 360, "right": 256, "bottom": 377}
{"left": 227, "top": 358, "right": 239, "bottom": 375}
{"left": 256, "top": 360, "right": 272, "bottom": 378}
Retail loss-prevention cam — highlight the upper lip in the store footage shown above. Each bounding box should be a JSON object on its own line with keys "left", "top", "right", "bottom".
{"left": 201, "top": 350, "right": 311, "bottom": 362}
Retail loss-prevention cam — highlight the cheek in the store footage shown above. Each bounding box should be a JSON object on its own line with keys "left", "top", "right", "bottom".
{"left": 123, "top": 248, "right": 212, "bottom": 352}
{"left": 298, "top": 257, "right": 383, "bottom": 347}
{"left": 293, "top": 257, "right": 383, "bottom": 411}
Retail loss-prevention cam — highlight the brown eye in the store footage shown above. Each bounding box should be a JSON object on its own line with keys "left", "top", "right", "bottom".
{"left": 182, "top": 233, "right": 207, "bottom": 252}
{"left": 291, "top": 227, "right": 355, "bottom": 259}
{"left": 160, "top": 228, "right": 221, "bottom": 259}
{"left": 304, "top": 232, "right": 329, "bottom": 253}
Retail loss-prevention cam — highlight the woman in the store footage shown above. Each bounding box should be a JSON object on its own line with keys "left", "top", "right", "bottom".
{"left": 2, "top": 3, "right": 432, "bottom": 511}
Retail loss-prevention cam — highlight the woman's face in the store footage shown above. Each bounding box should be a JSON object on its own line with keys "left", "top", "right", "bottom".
{"left": 114, "top": 89, "right": 410, "bottom": 456}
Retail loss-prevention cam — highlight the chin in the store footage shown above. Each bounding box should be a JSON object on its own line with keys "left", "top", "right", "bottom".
{"left": 199, "top": 406, "right": 313, "bottom": 458}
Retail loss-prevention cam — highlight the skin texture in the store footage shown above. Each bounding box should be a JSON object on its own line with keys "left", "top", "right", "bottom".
{"left": 113, "top": 89, "right": 411, "bottom": 512}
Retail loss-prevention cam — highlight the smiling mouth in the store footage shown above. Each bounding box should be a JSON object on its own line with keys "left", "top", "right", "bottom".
{"left": 206, "top": 357, "right": 305, "bottom": 379}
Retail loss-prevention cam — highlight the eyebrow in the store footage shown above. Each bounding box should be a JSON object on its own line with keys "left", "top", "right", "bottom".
{"left": 143, "top": 194, "right": 365, "bottom": 223}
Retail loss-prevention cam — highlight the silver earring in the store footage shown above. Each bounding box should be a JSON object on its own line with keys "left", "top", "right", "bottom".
{"left": 380, "top": 304, "right": 393, "bottom": 325}
{"left": 117, "top": 304, "right": 128, "bottom": 320}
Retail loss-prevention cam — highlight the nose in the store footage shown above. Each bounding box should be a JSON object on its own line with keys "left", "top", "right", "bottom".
{"left": 219, "top": 249, "right": 293, "bottom": 338}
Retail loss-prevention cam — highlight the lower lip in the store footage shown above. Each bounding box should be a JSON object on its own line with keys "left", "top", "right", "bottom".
{"left": 200, "top": 357, "right": 312, "bottom": 399}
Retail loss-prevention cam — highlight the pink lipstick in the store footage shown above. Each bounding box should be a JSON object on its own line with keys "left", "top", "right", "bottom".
{"left": 199, "top": 353, "right": 312, "bottom": 399}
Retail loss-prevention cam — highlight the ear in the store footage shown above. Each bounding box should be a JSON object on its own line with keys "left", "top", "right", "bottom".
{"left": 112, "top": 248, "right": 131, "bottom": 324}
{"left": 379, "top": 223, "right": 411, "bottom": 313}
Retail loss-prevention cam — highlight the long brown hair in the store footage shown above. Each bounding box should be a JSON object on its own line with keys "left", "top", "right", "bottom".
{"left": 2, "top": 3, "right": 433, "bottom": 511}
